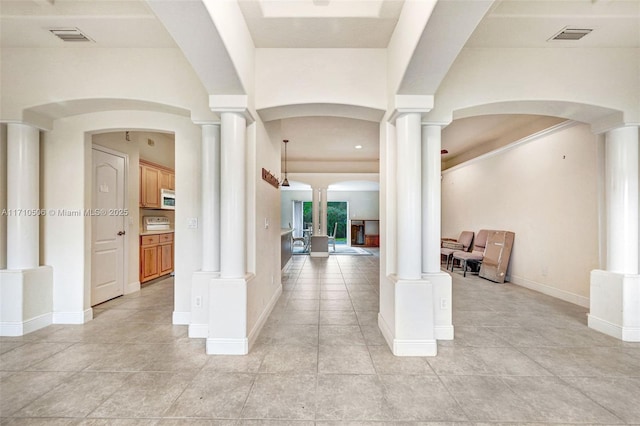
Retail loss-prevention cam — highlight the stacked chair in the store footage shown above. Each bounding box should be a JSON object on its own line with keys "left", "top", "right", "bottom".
{"left": 451, "top": 229, "right": 489, "bottom": 277}
{"left": 440, "top": 231, "right": 474, "bottom": 270}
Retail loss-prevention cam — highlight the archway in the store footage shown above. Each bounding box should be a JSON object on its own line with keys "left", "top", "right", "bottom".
{"left": 440, "top": 99, "right": 634, "bottom": 341}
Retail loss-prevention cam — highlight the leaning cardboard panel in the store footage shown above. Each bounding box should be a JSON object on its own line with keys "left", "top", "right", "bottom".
{"left": 479, "top": 231, "right": 515, "bottom": 283}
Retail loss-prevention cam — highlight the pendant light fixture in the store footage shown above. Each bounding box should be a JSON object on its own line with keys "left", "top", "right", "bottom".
{"left": 281, "top": 139, "right": 290, "bottom": 187}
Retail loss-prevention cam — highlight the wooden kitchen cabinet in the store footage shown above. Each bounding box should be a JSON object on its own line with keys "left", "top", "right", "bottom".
{"left": 350, "top": 219, "right": 380, "bottom": 247}
{"left": 160, "top": 169, "right": 175, "bottom": 191}
{"left": 139, "top": 160, "right": 175, "bottom": 208}
{"left": 140, "top": 233, "right": 174, "bottom": 283}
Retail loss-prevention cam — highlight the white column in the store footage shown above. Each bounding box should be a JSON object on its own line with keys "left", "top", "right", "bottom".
{"left": 422, "top": 125, "right": 442, "bottom": 273}
{"left": 312, "top": 187, "right": 320, "bottom": 235}
{"left": 320, "top": 187, "right": 328, "bottom": 235}
{"left": 0, "top": 126, "right": 7, "bottom": 269}
{"left": 201, "top": 124, "right": 221, "bottom": 272}
{"left": 7, "top": 123, "right": 39, "bottom": 270}
{"left": 396, "top": 113, "right": 422, "bottom": 280}
{"left": 605, "top": 126, "right": 639, "bottom": 274}
{"left": 220, "top": 113, "right": 246, "bottom": 278}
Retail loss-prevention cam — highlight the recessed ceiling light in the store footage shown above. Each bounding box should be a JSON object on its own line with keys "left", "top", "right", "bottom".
{"left": 355, "top": 145, "right": 362, "bottom": 149}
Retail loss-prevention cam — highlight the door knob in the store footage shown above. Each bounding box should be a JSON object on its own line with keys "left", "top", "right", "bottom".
{"left": 117, "top": 231, "right": 126, "bottom": 236}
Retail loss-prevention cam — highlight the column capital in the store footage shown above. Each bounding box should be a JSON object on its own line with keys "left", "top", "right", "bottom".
{"left": 388, "top": 95, "right": 434, "bottom": 124}
{"left": 421, "top": 120, "right": 450, "bottom": 128}
{"left": 209, "top": 95, "right": 255, "bottom": 124}
{"left": 193, "top": 121, "right": 221, "bottom": 128}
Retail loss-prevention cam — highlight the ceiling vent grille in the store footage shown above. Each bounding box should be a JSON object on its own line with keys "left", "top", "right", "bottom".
{"left": 549, "top": 27, "right": 593, "bottom": 41}
{"left": 49, "top": 28, "right": 93, "bottom": 42}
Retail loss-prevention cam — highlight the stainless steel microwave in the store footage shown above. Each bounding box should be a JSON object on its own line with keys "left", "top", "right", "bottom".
{"left": 160, "top": 189, "right": 175, "bottom": 210}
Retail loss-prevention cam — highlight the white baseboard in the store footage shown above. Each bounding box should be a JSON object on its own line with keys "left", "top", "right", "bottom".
{"left": 393, "top": 338, "right": 438, "bottom": 356}
{"left": 125, "top": 281, "right": 140, "bottom": 295}
{"left": 378, "top": 312, "right": 394, "bottom": 349}
{"left": 206, "top": 337, "right": 248, "bottom": 355}
{"left": 0, "top": 312, "right": 52, "bottom": 336}
{"left": 0, "top": 322, "right": 24, "bottom": 337}
{"left": 172, "top": 311, "right": 190, "bottom": 325}
{"left": 248, "top": 284, "right": 283, "bottom": 349}
{"left": 52, "top": 309, "right": 92, "bottom": 324}
{"left": 189, "top": 323, "right": 208, "bottom": 338}
{"left": 435, "top": 325, "right": 454, "bottom": 340}
{"left": 588, "top": 314, "right": 640, "bottom": 342}
{"left": 378, "top": 312, "right": 438, "bottom": 356}
{"left": 510, "top": 275, "right": 590, "bottom": 308}
{"left": 588, "top": 314, "right": 623, "bottom": 339}
{"left": 622, "top": 327, "right": 640, "bottom": 342}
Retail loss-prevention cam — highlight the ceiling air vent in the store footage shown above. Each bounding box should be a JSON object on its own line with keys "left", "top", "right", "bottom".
{"left": 549, "top": 27, "right": 593, "bottom": 41}
{"left": 49, "top": 28, "right": 93, "bottom": 42}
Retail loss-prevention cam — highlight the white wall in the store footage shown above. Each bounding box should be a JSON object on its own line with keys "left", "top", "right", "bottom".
{"left": 442, "top": 122, "right": 599, "bottom": 306}
{"left": 427, "top": 47, "right": 640, "bottom": 126}
{"left": 247, "top": 118, "right": 283, "bottom": 336}
{"left": 255, "top": 49, "right": 387, "bottom": 111}
{"left": 0, "top": 48, "right": 215, "bottom": 125}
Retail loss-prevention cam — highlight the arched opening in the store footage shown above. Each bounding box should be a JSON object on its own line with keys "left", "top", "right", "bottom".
{"left": 439, "top": 100, "right": 625, "bottom": 339}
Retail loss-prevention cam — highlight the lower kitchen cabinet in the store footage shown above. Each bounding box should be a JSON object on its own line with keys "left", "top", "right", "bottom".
{"left": 140, "top": 233, "right": 174, "bottom": 283}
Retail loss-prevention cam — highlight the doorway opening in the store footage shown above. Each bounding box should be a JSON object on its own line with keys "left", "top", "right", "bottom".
{"left": 327, "top": 201, "right": 348, "bottom": 245}
{"left": 90, "top": 130, "right": 175, "bottom": 311}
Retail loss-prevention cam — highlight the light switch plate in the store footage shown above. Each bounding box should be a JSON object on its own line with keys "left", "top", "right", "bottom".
{"left": 187, "top": 218, "right": 198, "bottom": 229}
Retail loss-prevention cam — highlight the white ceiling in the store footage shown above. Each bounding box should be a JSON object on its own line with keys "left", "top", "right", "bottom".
{"left": 0, "top": 0, "right": 177, "bottom": 48}
{"left": 237, "top": 0, "right": 404, "bottom": 48}
{"left": 467, "top": 0, "right": 640, "bottom": 48}
{"left": 281, "top": 116, "right": 379, "bottom": 162}
{"left": 2, "top": 0, "right": 638, "bottom": 183}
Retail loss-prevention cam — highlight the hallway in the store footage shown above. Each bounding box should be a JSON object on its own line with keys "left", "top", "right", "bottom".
{"left": 1, "top": 252, "right": 640, "bottom": 423}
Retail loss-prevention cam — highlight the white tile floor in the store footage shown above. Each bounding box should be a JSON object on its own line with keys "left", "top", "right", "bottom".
{"left": 2, "top": 250, "right": 640, "bottom": 424}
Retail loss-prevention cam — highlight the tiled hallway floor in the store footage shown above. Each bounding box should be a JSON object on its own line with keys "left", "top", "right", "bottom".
{"left": 2, "top": 252, "right": 640, "bottom": 424}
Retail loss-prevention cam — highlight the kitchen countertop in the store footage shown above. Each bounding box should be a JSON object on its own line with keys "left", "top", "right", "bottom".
{"left": 140, "top": 230, "right": 174, "bottom": 236}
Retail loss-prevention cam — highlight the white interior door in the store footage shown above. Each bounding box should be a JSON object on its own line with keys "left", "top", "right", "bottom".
{"left": 91, "top": 148, "right": 126, "bottom": 306}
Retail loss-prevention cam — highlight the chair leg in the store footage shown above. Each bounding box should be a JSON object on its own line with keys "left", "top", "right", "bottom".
{"left": 463, "top": 260, "right": 468, "bottom": 277}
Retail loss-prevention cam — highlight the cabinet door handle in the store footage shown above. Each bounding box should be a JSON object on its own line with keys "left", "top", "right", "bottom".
{"left": 117, "top": 231, "right": 126, "bottom": 236}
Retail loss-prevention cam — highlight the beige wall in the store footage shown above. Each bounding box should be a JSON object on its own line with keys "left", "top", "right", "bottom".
{"left": 247, "top": 118, "right": 283, "bottom": 337}
{"left": 442, "top": 122, "right": 599, "bottom": 306}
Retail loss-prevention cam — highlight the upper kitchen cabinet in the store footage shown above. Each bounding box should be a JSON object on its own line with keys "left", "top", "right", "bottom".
{"left": 140, "top": 160, "right": 175, "bottom": 208}
{"left": 160, "top": 169, "right": 175, "bottom": 191}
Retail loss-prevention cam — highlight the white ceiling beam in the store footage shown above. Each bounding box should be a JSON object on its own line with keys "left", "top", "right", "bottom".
{"left": 398, "top": 0, "right": 495, "bottom": 95}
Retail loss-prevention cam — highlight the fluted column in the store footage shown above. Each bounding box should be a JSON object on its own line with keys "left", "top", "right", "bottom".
{"left": 605, "top": 126, "right": 639, "bottom": 274}
{"left": 220, "top": 113, "right": 246, "bottom": 278}
{"left": 396, "top": 113, "right": 422, "bottom": 280}
{"left": 7, "top": 123, "right": 40, "bottom": 270}
{"left": 422, "top": 124, "right": 442, "bottom": 273}
{"left": 201, "top": 124, "right": 221, "bottom": 272}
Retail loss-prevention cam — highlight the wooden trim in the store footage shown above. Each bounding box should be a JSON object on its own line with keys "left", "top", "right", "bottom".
{"left": 139, "top": 159, "right": 174, "bottom": 173}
